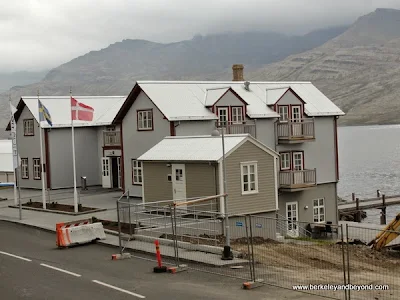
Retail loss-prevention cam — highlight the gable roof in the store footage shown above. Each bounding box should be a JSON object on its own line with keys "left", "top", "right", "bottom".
{"left": 113, "top": 81, "right": 345, "bottom": 123}
{"left": 8, "top": 96, "right": 126, "bottom": 129}
{"left": 204, "top": 87, "right": 249, "bottom": 107}
{"left": 137, "top": 133, "right": 278, "bottom": 162}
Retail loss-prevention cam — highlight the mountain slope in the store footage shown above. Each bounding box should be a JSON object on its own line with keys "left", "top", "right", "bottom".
{"left": 0, "top": 27, "right": 347, "bottom": 137}
{"left": 248, "top": 8, "right": 400, "bottom": 125}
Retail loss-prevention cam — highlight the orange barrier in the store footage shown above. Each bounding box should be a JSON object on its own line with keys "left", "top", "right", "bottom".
{"left": 56, "top": 219, "right": 91, "bottom": 247}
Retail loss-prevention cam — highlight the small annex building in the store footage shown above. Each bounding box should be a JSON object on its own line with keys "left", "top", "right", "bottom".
{"left": 137, "top": 133, "right": 280, "bottom": 217}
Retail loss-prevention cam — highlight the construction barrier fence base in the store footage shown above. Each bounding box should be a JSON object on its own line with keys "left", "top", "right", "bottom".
{"left": 242, "top": 279, "right": 264, "bottom": 290}
{"left": 153, "top": 266, "right": 168, "bottom": 273}
{"left": 167, "top": 265, "right": 188, "bottom": 274}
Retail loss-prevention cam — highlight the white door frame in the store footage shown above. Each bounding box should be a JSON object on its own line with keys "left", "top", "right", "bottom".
{"left": 291, "top": 105, "right": 302, "bottom": 136}
{"left": 117, "top": 157, "right": 121, "bottom": 189}
{"left": 292, "top": 151, "right": 304, "bottom": 185}
{"left": 286, "top": 201, "right": 299, "bottom": 237}
{"left": 101, "top": 157, "right": 111, "bottom": 188}
{"left": 217, "top": 107, "right": 229, "bottom": 125}
{"left": 172, "top": 164, "right": 187, "bottom": 210}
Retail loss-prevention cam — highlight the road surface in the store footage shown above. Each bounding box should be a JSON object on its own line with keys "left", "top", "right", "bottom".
{"left": 0, "top": 221, "right": 324, "bottom": 299}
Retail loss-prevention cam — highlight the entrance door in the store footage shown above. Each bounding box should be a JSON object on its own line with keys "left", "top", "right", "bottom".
{"left": 292, "top": 152, "right": 304, "bottom": 185}
{"left": 291, "top": 105, "right": 302, "bottom": 137}
{"left": 172, "top": 164, "right": 187, "bottom": 210}
{"left": 101, "top": 157, "right": 111, "bottom": 188}
{"left": 117, "top": 157, "right": 122, "bottom": 189}
{"left": 111, "top": 157, "right": 119, "bottom": 188}
{"left": 286, "top": 201, "right": 299, "bottom": 237}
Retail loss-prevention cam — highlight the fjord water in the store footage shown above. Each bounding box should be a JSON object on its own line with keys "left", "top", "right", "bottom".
{"left": 338, "top": 124, "right": 400, "bottom": 224}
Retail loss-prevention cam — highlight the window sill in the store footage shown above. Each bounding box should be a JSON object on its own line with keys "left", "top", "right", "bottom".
{"left": 242, "top": 191, "right": 259, "bottom": 196}
{"left": 24, "top": 134, "right": 34, "bottom": 136}
{"left": 21, "top": 177, "right": 29, "bottom": 180}
{"left": 33, "top": 178, "right": 41, "bottom": 180}
{"left": 137, "top": 128, "right": 153, "bottom": 131}
{"left": 132, "top": 183, "right": 143, "bottom": 186}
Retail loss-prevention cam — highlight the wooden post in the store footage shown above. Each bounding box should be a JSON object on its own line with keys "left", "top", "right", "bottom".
{"left": 352, "top": 193, "right": 355, "bottom": 201}
{"left": 355, "top": 197, "right": 360, "bottom": 222}
{"left": 380, "top": 194, "right": 387, "bottom": 225}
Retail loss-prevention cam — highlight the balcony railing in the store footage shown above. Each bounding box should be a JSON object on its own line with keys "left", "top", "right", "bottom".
{"left": 103, "top": 130, "right": 121, "bottom": 146}
{"left": 215, "top": 121, "right": 256, "bottom": 138}
{"left": 276, "top": 119, "right": 315, "bottom": 143}
{"left": 279, "top": 169, "right": 317, "bottom": 190}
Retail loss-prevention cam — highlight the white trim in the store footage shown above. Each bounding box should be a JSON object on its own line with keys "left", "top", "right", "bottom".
{"left": 291, "top": 105, "right": 301, "bottom": 122}
{"left": 292, "top": 152, "right": 303, "bottom": 170}
{"left": 286, "top": 201, "right": 299, "bottom": 237}
{"left": 240, "top": 161, "right": 259, "bottom": 195}
{"left": 141, "top": 162, "right": 145, "bottom": 203}
{"left": 132, "top": 159, "right": 143, "bottom": 185}
{"left": 313, "top": 198, "right": 325, "bottom": 223}
{"left": 33, "top": 158, "right": 41, "bottom": 180}
{"left": 217, "top": 107, "right": 229, "bottom": 125}
{"left": 21, "top": 158, "right": 29, "bottom": 179}
{"left": 137, "top": 110, "right": 153, "bottom": 130}
{"left": 231, "top": 107, "right": 243, "bottom": 124}
{"left": 274, "top": 157, "right": 279, "bottom": 210}
{"left": 23, "top": 119, "right": 34, "bottom": 135}
{"left": 218, "top": 161, "right": 225, "bottom": 215}
{"left": 278, "top": 105, "right": 289, "bottom": 122}
{"left": 280, "top": 152, "right": 290, "bottom": 170}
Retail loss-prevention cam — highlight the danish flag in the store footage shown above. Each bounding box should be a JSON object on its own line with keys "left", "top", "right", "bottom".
{"left": 71, "top": 97, "right": 94, "bottom": 121}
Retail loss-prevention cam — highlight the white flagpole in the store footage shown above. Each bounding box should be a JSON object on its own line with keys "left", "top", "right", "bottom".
{"left": 9, "top": 96, "right": 18, "bottom": 207}
{"left": 38, "top": 91, "right": 46, "bottom": 209}
{"left": 70, "top": 88, "right": 78, "bottom": 213}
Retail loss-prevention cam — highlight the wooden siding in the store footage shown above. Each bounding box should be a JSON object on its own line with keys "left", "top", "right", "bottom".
{"left": 142, "top": 162, "right": 172, "bottom": 203}
{"left": 185, "top": 163, "right": 218, "bottom": 211}
{"left": 225, "top": 141, "right": 277, "bottom": 215}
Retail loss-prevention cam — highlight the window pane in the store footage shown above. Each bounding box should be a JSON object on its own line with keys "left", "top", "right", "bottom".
{"left": 250, "top": 182, "right": 255, "bottom": 191}
{"left": 250, "top": 165, "right": 254, "bottom": 173}
{"left": 243, "top": 165, "right": 248, "bottom": 174}
{"left": 313, "top": 200, "right": 318, "bottom": 207}
{"left": 319, "top": 199, "right": 324, "bottom": 206}
{"left": 243, "top": 174, "right": 248, "bottom": 183}
{"left": 313, "top": 208, "right": 318, "bottom": 215}
{"left": 319, "top": 207, "right": 324, "bottom": 214}
{"left": 243, "top": 183, "right": 248, "bottom": 191}
{"left": 250, "top": 174, "right": 255, "bottom": 182}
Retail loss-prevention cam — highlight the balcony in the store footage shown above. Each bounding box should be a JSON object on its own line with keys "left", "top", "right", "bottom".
{"left": 279, "top": 169, "right": 317, "bottom": 192}
{"left": 216, "top": 121, "right": 256, "bottom": 138}
{"left": 103, "top": 130, "right": 121, "bottom": 147}
{"left": 276, "top": 119, "right": 315, "bottom": 144}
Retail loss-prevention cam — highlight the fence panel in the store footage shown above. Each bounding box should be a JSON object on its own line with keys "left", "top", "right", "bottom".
{"left": 247, "top": 215, "right": 347, "bottom": 300}
{"left": 345, "top": 224, "right": 399, "bottom": 300}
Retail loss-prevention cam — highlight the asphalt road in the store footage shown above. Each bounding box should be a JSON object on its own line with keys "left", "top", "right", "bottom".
{"left": 0, "top": 221, "right": 322, "bottom": 300}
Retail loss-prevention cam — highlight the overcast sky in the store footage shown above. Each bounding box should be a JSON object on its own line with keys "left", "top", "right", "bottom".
{"left": 2, "top": 0, "right": 400, "bottom": 73}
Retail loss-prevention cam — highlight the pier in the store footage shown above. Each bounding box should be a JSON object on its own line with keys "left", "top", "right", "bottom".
{"left": 338, "top": 190, "right": 400, "bottom": 224}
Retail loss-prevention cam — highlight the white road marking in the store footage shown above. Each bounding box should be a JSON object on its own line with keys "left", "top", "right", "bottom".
{"left": 92, "top": 280, "right": 146, "bottom": 298}
{"left": 0, "top": 251, "right": 32, "bottom": 262}
{"left": 40, "top": 263, "right": 81, "bottom": 277}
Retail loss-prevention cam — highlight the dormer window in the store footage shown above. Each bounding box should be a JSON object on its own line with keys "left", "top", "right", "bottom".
{"left": 217, "top": 107, "right": 228, "bottom": 126}
{"left": 231, "top": 107, "right": 243, "bottom": 124}
{"left": 278, "top": 106, "right": 289, "bottom": 122}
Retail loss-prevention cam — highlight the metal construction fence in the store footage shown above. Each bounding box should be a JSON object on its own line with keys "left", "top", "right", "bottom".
{"left": 116, "top": 195, "right": 400, "bottom": 300}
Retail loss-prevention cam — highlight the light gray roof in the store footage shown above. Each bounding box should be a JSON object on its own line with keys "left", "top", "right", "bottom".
{"left": 21, "top": 96, "right": 127, "bottom": 128}
{"left": 138, "top": 134, "right": 278, "bottom": 162}
{"left": 137, "top": 81, "right": 345, "bottom": 121}
{"left": 0, "top": 140, "right": 13, "bottom": 172}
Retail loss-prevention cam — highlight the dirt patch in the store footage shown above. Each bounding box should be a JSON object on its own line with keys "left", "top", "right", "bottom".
{"left": 22, "top": 201, "right": 97, "bottom": 213}
{"left": 92, "top": 217, "right": 137, "bottom": 235}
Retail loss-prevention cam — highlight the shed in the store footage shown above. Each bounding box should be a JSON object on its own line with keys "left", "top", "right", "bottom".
{"left": 138, "top": 133, "right": 279, "bottom": 216}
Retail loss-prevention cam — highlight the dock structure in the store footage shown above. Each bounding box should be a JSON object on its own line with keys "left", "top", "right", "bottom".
{"left": 338, "top": 190, "right": 400, "bottom": 224}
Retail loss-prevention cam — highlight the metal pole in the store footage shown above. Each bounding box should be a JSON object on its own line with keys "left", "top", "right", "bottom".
{"left": 221, "top": 125, "right": 232, "bottom": 260}
{"left": 346, "top": 224, "right": 351, "bottom": 300}
{"left": 117, "top": 200, "right": 122, "bottom": 255}
{"left": 249, "top": 215, "right": 256, "bottom": 281}
{"left": 16, "top": 166, "right": 22, "bottom": 220}
{"left": 340, "top": 224, "right": 348, "bottom": 300}
{"left": 244, "top": 216, "right": 254, "bottom": 281}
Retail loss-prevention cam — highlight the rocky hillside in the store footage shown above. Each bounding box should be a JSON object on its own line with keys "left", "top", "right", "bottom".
{"left": 248, "top": 8, "right": 400, "bottom": 126}
{"left": 0, "top": 27, "right": 347, "bottom": 137}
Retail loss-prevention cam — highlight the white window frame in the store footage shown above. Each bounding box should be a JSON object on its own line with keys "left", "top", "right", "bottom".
{"left": 137, "top": 110, "right": 153, "bottom": 131}
{"left": 217, "top": 107, "right": 229, "bottom": 127}
{"left": 278, "top": 106, "right": 289, "bottom": 122}
{"left": 21, "top": 158, "right": 29, "bottom": 179}
{"left": 33, "top": 158, "right": 41, "bottom": 180}
{"left": 231, "top": 107, "right": 243, "bottom": 124}
{"left": 240, "top": 161, "right": 258, "bottom": 195}
{"left": 23, "top": 119, "right": 34, "bottom": 136}
{"left": 313, "top": 198, "right": 325, "bottom": 223}
{"left": 291, "top": 105, "right": 301, "bottom": 122}
{"left": 280, "top": 152, "right": 290, "bottom": 170}
{"left": 132, "top": 159, "right": 143, "bottom": 185}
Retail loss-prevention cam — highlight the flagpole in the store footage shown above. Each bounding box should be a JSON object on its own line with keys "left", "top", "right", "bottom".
{"left": 70, "top": 88, "right": 78, "bottom": 213}
{"left": 38, "top": 91, "right": 46, "bottom": 209}
{"left": 9, "top": 96, "right": 19, "bottom": 208}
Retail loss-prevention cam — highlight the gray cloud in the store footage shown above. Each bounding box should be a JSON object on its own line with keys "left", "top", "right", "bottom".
{"left": 2, "top": 0, "right": 400, "bottom": 72}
